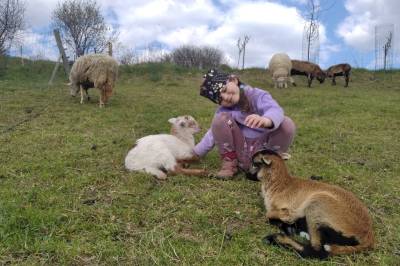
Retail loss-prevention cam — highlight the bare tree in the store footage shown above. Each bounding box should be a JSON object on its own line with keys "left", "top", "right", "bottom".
{"left": 302, "top": 0, "right": 335, "bottom": 63}
{"left": 52, "top": 0, "right": 117, "bottom": 58}
{"left": 115, "top": 43, "right": 137, "bottom": 65}
{"left": 236, "top": 35, "right": 250, "bottom": 69}
{"left": 302, "top": 0, "right": 320, "bottom": 63}
{"left": 237, "top": 37, "right": 243, "bottom": 69}
{"left": 383, "top": 31, "right": 392, "bottom": 71}
{"left": 0, "top": 0, "right": 25, "bottom": 55}
{"left": 241, "top": 35, "right": 250, "bottom": 69}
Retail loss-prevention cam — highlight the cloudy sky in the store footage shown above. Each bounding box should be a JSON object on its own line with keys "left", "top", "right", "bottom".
{"left": 17, "top": 0, "right": 400, "bottom": 69}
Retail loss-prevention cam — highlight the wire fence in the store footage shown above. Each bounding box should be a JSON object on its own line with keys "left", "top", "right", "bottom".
{"left": 7, "top": 30, "right": 171, "bottom": 66}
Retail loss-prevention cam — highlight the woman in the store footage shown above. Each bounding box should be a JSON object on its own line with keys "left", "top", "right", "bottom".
{"left": 194, "top": 69, "right": 296, "bottom": 179}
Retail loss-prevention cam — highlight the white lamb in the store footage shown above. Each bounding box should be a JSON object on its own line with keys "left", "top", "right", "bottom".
{"left": 124, "top": 115, "right": 206, "bottom": 179}
{"left": 268, "top": 53, "right": 294, "bottom": 89}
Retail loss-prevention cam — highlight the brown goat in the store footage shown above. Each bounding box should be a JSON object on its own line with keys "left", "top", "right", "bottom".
{"left": 249, "top": 149, "right": 374, "bottom": 259}
{"left": 291, "top": 60, "right": 326, "bottom": 87}
{"left": 326, "top": 63, "right": 351, "bottom": 87}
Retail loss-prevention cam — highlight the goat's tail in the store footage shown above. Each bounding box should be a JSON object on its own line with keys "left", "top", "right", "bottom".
{"left": 328, "top": 231, "right": 375, "bottom": 255}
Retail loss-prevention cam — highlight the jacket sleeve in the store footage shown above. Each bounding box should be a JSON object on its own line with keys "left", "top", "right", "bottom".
{"left": 256, "top": 91, "right": 284, "bottom": 130}
{"left": 193, "top": 129, "right": 215, "bottom": 157}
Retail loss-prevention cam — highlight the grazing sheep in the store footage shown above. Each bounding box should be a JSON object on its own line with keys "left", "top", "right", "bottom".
{"left": 290, "top": 60, "right": 326, "bottom": 87}
{"left": 69, "top": 54, "right": 118, "bottom": 107}
{"left": 248, "top": 149, "right": 374, "bottom": 259}
{"left": 124, "top": 115, "right": 207, "bottom": 180}
{"left": 268, "top": 53, "right": 294, "bottom": 89}
{"left": 326, "top": 63, "right": 351, "bottom": 87}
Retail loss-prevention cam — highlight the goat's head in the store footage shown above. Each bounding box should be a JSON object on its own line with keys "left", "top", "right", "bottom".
{"left": 168, "top": 115, "right": 201, "bottom": 135}
{"left": 316, "top": 71, "right": 326, "bottom": 83}
{"left": 248, "top": 149, "right": 285, "bottom": 180}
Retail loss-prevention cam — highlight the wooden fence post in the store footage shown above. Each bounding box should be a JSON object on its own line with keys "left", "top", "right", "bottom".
{"left": 53, "top": 29, "right": 70, "bottom": 75}
{"left": 108, "top": 42, "right": 113, "bottom": 56}
{"left": 20, "top": 46, "right": 24, "bottom": 66}
{"left": 48, "top": 56, "right": 62, "bottom": 86}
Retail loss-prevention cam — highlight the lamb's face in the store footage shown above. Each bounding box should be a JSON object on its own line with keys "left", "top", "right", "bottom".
{"left": 169, "top": 115, "right": 201, "bottom": 134}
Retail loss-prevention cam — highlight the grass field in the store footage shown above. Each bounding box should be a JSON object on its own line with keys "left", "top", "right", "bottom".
{"left": 0, "top": 58, "right": 399, "bottom": 265}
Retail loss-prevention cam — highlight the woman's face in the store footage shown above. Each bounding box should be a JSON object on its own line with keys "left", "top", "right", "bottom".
{"left": 220, "top": 80, "right": 240, "bottom": 107}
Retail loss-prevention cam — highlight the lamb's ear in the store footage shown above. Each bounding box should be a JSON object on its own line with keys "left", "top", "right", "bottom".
{"left": 262, "top": 156, "right": 272, "bottom": 166}
{"left": 168, "top": 118, "right": 177, "bottom": 124}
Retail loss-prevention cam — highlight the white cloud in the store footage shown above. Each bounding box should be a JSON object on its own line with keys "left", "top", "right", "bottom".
{"left": 20, "top": 0, "right": 332, "bottom": 67}
{"left": 104, "top": 0, "right": 317, "bottom": 67}
{"left": 25, "top": 0, "right": 59, "bottom": 29}
{"left": 338, "top": 0, "right": 399, "bottom": 52}
{"left": 10, "top": 30, "right": 59, "bottom": 60}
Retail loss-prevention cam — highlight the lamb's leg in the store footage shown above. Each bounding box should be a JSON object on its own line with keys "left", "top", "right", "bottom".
{"left": 263, "top": 207, "right": 327, "bottom": 258}
{"left": 143, "top": 167, "right": 167, "bottom": 180}
{"left": 80, "top": 86, "right": 84, "bottom": 104}
{"left": 170, "top": 164, "right": 208, "bottom": 177}
{"left": 99, "top": 88, "right": 105, "bottom": 107}
{"left": 177, "top": 154, "right": 201, "bottom": 165}
{"left": 269, "top": 217, "right": 309, "bottom": 237}
{"left": 264, "top": 233, "right": 328, "bottom": 259}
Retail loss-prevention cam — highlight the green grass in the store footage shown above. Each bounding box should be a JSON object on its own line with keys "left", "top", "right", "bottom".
{"left": 1, "top": 58, "right": 399, "bottom": 265}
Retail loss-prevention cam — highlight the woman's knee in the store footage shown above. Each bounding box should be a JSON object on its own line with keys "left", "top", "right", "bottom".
{"left": 211, "top": 112, "right": 233, "bottom": 130}
{"left": 279, "top": 116, "right": 296, "bottom": 137}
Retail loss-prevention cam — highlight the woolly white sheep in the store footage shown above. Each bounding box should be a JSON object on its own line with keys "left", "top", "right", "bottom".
{"left": 124, "top": 115, "right": 206, "bottom": 180}
{"left": 69, "top": 54, "right": 118, "bottom": 107}
{"left": 268, "top": 53, "right": 293, "bottom": 89}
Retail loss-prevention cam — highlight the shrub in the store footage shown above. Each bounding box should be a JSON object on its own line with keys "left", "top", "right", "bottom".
{"left": 170, "top": 45, "right": 225, "bottom": 69}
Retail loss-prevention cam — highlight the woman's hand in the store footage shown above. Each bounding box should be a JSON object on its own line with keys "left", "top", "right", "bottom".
{"left": 244, "top": 114, "right": 273, "bottom": 129}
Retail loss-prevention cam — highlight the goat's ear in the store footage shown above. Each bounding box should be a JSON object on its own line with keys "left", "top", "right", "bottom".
{"left": 168, "top": 118, "right": 177, "bottom": 124}
{"left": 262, "top": 156, "right": 272, "bottom": 166}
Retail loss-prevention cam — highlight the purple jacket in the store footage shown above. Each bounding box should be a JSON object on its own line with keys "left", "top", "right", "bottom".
{"left": 194, "top": 85, "right": 284, "bottom": 157}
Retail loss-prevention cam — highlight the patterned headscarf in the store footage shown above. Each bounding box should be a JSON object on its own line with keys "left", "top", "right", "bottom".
{"left": 200, "top": 69, "right": 231, "bottom": 104}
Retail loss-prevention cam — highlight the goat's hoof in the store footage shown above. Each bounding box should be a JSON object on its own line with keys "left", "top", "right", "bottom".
{"left": 280, "top": 152, "right": 291, "bottom": 160}
{"left": 310, "top": 175, "right": 323, "bottom": 180}
{"left": 207, "top": 173, "right": 216, "bottom": 178}
{"left": 214, "top": 175, "right": 234, "bottom": 181}
{"left": 263, "top": 234, "right": 279, "bottom": 245}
